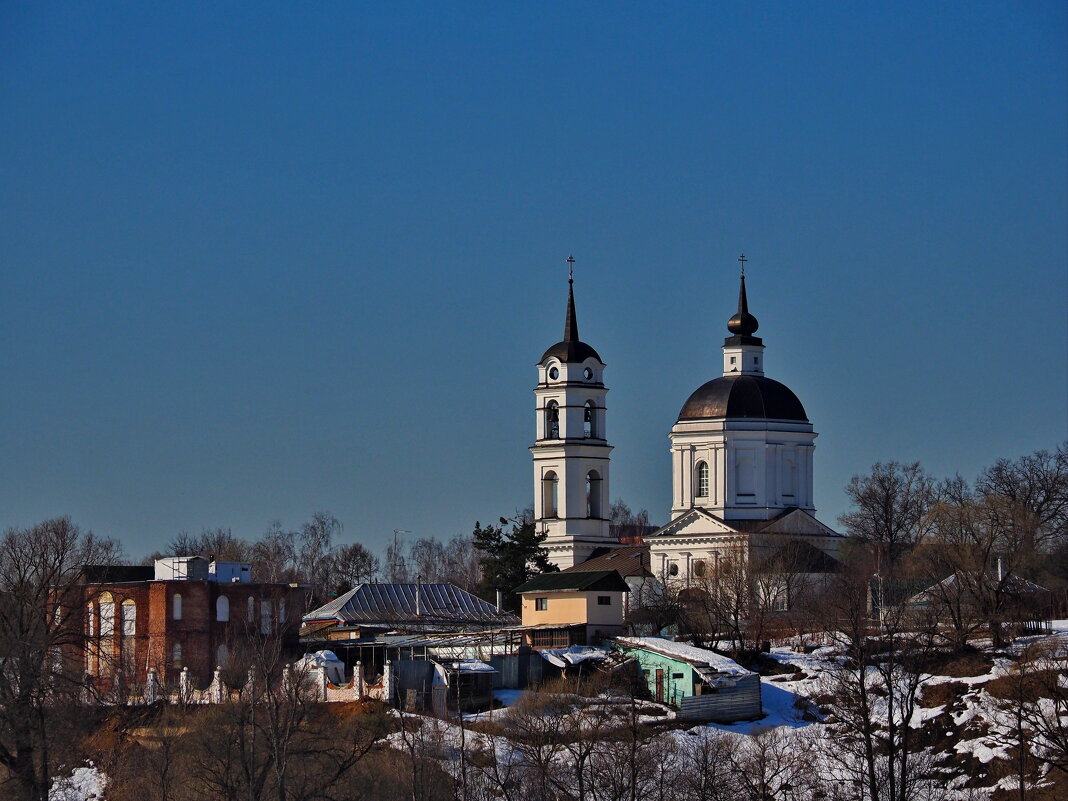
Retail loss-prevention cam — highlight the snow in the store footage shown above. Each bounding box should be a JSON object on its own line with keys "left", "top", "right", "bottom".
{"left": 447, "top": 660, "right": 496, "bottom": 673}
{"left": 295, "top": 650, "right": 346, "bottom": 684}
{"left": 539, "top": 645, "right": 608, "bottom": 667}
{"left": 614, "top": 637, "right": 753, "bottom": 675}
{"left": 49, "top": 763, "right": 107, "bottom": 801}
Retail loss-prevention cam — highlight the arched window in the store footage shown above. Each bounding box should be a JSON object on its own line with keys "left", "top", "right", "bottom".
{"left": 98, "top": 592, "right": 115, "bottom": 672}
{"left": 172, "top": 593, "right": 182, "bottom": 621}
{"left": 586, "top": 470, "right": 602, "bottom": 518}
{"left": 545, "top": 401, "right": 560, "bottom": 439}
{"left": 86, "top": 603, "right": 97, "bottom": 675}
{"left": 542, "top": 471, "right": 559, "bottom": 518}
{"left": 260, "top": 600, "right": 272, "bottom": 635}
{"left": 121, "top": 599, "right": 136, "bottom": 672}
{"left": 696, "top": 461, "right": 709, "bottom": 499}
{"left": 216, "top": 595, "right": 230, "bottom": 622}
{"left": 279, "top": 599, "right": 287, "bottom": 625}
{"left": 172, "top": 642, "right": 182, "bottom": 668}
{"left": 693, "top": 559, "right": 706, "bottom": 578}
{"left": 583, "top": 401, "right": 595, "bottom": 438}
{"left": 668, "top": 562, "right": 679, "bottom": 577}
{"left": 247, "top": 596, "right": 255, "bottom": 622}
{"left": 216, "top": 643, "right": 229, "bottom": 668}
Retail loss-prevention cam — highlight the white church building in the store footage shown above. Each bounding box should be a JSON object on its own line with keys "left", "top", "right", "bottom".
{"left": 532, "top": 260, "right": 843, "bottom": 582}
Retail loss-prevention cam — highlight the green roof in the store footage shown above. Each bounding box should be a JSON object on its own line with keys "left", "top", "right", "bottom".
{"left": 513, "top": 570, "right": 630, "bottom": 594}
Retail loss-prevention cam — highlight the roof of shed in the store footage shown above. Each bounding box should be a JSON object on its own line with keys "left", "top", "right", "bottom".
{"left": 614, "top": 636, "right": 753, "bottom": 676}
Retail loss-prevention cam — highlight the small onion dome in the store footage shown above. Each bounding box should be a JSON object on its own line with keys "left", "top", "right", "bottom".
{"left": 727, "top": 273, "right": 759, "bottom": 336}
{"left": 678, "top": 374, "right": 808, "bottom": 422}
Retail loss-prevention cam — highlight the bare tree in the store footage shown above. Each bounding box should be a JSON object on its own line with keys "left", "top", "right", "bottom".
{"left": 0, "top": 518, "right": 123, "bottom": 801}
{"left": 250, "top": 522, "right": 298, "bottom": 584}
{"left": 334, "top": 542, "right": 380, "bottom": 592}
{"left": 840, "top": 461, "right": 937, "bottom": 576}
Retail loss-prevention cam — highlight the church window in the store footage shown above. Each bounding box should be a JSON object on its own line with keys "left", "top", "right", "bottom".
{"left": 696, "top": 461, "right": 709, "bottom": 498}
{"left": 172, "top": 593, "right": 182, "bottom": 621}
{"left": 693, "top": 559, "right": 706, "bottom": 578}
{"left": 535, "top": 597, "right": 548, "bottom": 611}
{"left": 586, "top": 470, "right": 602, "bottom": 518}
{"left": 121, "top": 599, "right": 136, "bottom": 672}
{"left": 542, "top": 471, "right": 559, "bottom": 518}
{"left": 668, "top": 562, "right": 679, "bottom": 577}
{"left": 548, "top": 367, "right": 559, "bottom": 380}
{"left": 730, "top": 356, "right": 737, "bottom": 366}
{"left": 216, "top": 643, "right": 229, "bottom": 667}
{"left": 216, "top": 595, "right": 229, "bottom": 622}
{"left": 260, "top": 600, "right": 272, "bottom": 635}
{"left": 546, "top": 401, "right": 560, "bottom": 438}
{"left": 583, "top": 367, "right": 593, "bottom": 380}
{"left": 584, "top": 401, "right": 595, "bottom": 438}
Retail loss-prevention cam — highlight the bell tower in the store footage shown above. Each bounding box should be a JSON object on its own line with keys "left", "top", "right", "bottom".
{"left": 531, "top": 257, "right": 616, "bottom": 569}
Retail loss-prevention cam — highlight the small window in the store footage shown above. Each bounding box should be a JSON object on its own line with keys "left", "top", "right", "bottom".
{"left": 216, "top": 595, "right": 229, "bottom": 622}
{"left": 247, "top": 597, "right": 255, "bottom": 622}
{"left": 535, "top": 597, "right": 548, "bottom": 611}
{"left": 668, "top": 563, "right": 679, "bottom": 577}
{"left": 583, "top": 401, "right": 595, "bottom": 438}
{"left": 583, "top": 367, "right": 593, "bottom": 380}
{"left": 693, "top": 559, "right": 706, "bottom": 578}
{"left": 597, "top": 596, "right": 611, "bottom": 606}
{"left": 260, "top": 600, "right": 272, "bottom": 635}
{"left": 548, "top": 367, "right": 559, "bottom": 380}
{"left": 696, "top": 461, "right": 709, "bottom": 498}
{"left": 172, "top": 593, "right": 182, "bottom": 621}
{"left": 672, "top": 672, "right": 684, "bottom": 679}
{"left": 730, "top": 356, "right": 736, "bottom": 365}
{"left": 754, "top": 356, "right": 759, "bottom": 365}
{"left": 172, "top": 643, "right": 182, "bottom": 668}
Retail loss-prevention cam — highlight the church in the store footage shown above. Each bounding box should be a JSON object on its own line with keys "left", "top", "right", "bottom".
{"left": 530, "top": 257, "right": 843, "bottom": 585}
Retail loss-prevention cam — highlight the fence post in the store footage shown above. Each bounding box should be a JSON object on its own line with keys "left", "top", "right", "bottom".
{"left": 315, "top": 665, "right": 328, "bottom": 701}
{"left": 211, "top": 666, "right": 224, "bottom": 703}
{"left": 146, "top": 668, "right": 159, "bottom": 704}
{"left": 354, "top": 660, "right": 363, "bottom": 700}
{"left": 383, "top": 660, "right": 393, "bottom": 706}
{"left": 179, "top": 667, "right": 191, "bottom": 704}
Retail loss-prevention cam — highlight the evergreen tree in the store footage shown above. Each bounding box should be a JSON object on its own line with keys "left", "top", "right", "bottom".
{"left": 473, "top": 515, "right": 557, "bottom": 611}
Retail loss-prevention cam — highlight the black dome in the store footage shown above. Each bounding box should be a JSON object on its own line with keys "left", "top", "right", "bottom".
{"left": 540, "top": 340, "right": 602, "bottom": 364}
{"left": 678, "top": 374, "right": 808, "bottom": 422}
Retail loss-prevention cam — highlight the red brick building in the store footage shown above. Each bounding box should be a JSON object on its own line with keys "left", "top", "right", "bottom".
{"left": 78, "top": 557, "right": 306, "bottom": 687}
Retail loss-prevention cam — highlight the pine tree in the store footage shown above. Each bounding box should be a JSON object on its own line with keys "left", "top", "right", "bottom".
{"left": 472, "top": 515, "right": 557, "bottom": 611}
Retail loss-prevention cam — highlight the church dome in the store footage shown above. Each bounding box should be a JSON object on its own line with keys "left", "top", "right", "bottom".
{"left": 678, "top": 374, "right": 808, "bottom": 422}
{"left": 540, "top": 339, "right": 602, "bottom": 364}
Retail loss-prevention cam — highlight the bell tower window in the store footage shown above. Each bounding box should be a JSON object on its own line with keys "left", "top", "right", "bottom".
{"left": 545, "top": 401, "right": 560, "bottom": 439}
{"left": 584, "top": 401, "right": 595, "bottom": 438}
{"left": 542, "top": 471, "right": 559, "bottom": 518}
{"left": 586, "top": 470, "right": 602, "bottom": 518}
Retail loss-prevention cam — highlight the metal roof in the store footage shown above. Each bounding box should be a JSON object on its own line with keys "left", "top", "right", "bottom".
{"left": 302, "top": 583, "right": 519, "bottom": 628}
{"left": 562, "top": 546, "right": 653, "bottom": 578}
{"left": 513, "top": 570, "right": 631, "bottom": 594}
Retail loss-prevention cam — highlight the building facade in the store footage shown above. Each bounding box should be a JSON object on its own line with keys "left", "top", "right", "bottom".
{"left": 646, "top": 270, "right": 843, "bottom": 586}
{"left": 78, "top": 557, "right": 305, "bottom": 688}
{"left": 532, "top": 268, "right": 620, "bottom": 569}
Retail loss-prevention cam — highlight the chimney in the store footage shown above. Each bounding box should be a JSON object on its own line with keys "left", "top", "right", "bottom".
{"left": 495, "top": 589, "right": 503, "bottom": 613}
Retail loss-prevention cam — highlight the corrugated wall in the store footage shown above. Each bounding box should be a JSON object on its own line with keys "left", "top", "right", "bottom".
{"left": 677, "top": 674, "right": 762, "bottom": 722}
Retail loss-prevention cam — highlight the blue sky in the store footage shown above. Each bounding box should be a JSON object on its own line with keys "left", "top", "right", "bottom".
{"left": 2, "top": 2, "right": 1065, "bottom": 559}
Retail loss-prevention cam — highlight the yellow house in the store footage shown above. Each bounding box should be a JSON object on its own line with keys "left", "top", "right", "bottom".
{"left": 513, "top": 570, "right": 629, "bottom": 649}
